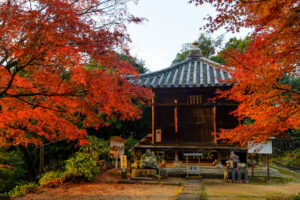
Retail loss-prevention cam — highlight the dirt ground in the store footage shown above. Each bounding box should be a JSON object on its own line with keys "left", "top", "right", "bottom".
{"left": 204, "top": 179, "right": 300, "bottom": 200}
{"left": 17, "top": 183, "right": 180, "bottom": 200}
{"left": 16, "top": 172, "right": 180, "bottom": 200}
{"left": 16, "top": 169, "right": 300, "bottom": 200}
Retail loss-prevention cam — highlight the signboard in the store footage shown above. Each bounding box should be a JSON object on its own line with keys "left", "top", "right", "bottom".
{"left": 156, "top": 129, "right": 162, "bottom": 143}
{"left": 187, "top": 165, "right": 201, "bottom": 177}
{"left": 248, "top": 141, "right": 272, "bottom": 154}
{"left": 184, "top": 153, "right": 203, "bottom": 157}
{"left": 109, "top": 136, "right": 125, "bottom": 158}
{"left": 120, "top": 155, "right": 127, "bottom": 169}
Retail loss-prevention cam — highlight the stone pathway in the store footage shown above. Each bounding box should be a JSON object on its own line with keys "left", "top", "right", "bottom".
{"left": 176, "top": 179, "right": 204, "bottom": 200}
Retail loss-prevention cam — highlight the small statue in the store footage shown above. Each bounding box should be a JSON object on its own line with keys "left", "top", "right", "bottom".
{"left": 139, "top": 149, "right": 158, "bottom": 169}
{"left": 224, "top": 152, "right": 239, "bottom": 182}
{"left": 230, "top": 151, "right": 240, "bottom": 166}
{"left": 237, "top": 163, "right": 249, "bottom": 183}
{"left": 224, "top": 151, "right": 249, "bottom": 183}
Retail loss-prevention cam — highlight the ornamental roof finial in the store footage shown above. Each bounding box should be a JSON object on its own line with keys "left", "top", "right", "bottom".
{"left": 189, "top": 41, "right": 203, "bottom": 58}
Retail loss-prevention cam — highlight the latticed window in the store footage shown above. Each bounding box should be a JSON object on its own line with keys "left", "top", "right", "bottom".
{"left": 187, "top": 95, "right": 203, "bottom": 104}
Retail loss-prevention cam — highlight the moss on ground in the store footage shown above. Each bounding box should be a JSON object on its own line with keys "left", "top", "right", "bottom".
{"left": 270, "top": 164, "right": 300, "bottom": 181}
{"left": 249, "top": 176, "right": 293, "bottom": 185}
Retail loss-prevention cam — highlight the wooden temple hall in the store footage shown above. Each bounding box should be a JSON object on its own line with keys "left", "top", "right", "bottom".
{"left": 128, "top": 44, "right": 246, "bottom": 166}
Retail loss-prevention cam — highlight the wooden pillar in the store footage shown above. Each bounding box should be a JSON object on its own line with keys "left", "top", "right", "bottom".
{"left": 174, "top": 99, "right": 178, "bottom": 133}
{"left": 175, "top": 151, "right": 178, "bottom": 162}
{"left": 251, "top": 155, "right": 254, "bottom": 179}
{"left": 263, "top": 154, "right": 267, "bottom": 167}
{"left": 152, "top": 97, "right": 155, "bottom": 145}
{"left": 213, "top": 105, "right": 217, "bottom": 144}
{"left": 267, "top": 154, "right": 270, "bottom": 180}
{"left": 134, "top": 150, "right": 138, "bottom": 163}
{"left": 217, "top": 151, "right": 221, "bottom": 163}
{"left": 115, "top": 157, "right": 118, "bottom": 169}
{"left": 174, "top": 99, "right": 178, "bottom": 144}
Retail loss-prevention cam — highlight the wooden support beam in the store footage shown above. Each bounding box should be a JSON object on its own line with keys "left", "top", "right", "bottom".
{"left": 217, "top": 151, "right": 221, "bottom": 163}
{"left": 152, "top": 97, "right": 155, "bottom": 145}
{"left": 267, "top": 154, "right": 270, "bottom": 180}
{"left": 153, "top": 102, "right": 238, "bottom": 107}
{"left": 213, "top": 105, "right": 217, "bottom": 144}
{"left": 175, "top": 151, "right": 179, "bottom": 163}
{"left": 174, "top": 99, "right": 178, "bottom": 133}
{"left": 251, "top": 155, "right": 254, "bottom": 179}
{"left": 134, "top": 151, "right": 138, "bottom": 163}
{"left": 174, "top": 99, "right": 178, "bottom": 144}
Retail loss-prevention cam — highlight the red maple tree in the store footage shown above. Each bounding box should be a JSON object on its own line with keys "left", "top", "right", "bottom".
{"left": 0, "top": 0, "right": 152, "bottom": 147}
{"left": 190, "top": 0, "right": 299, "bottom": 146}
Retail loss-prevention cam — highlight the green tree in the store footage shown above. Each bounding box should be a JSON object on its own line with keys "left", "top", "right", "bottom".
{"left": 172, "top": 33, "right": 223, "bottom": 64}
{"left": 0, "top": 148, "right": 28, "bottom": 192}
{"left": 88, "top": 104, "right": 151, "bottom": 141}
{"left": 211, "top": 37, "right": 252, "bottom": 64}
{"left": 173, "top": 35, "right": 252, "bottom": 65}
{"left": 224, "top": 37, "right": 252, "bottom": 53}
{"left": 119, "top": 54, "right": 149, "bottom": 74}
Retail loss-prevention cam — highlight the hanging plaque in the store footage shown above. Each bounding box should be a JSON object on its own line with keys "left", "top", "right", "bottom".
{"left": 156, "top": 129, "right": 162, "bottom": 143}
{"left": 248, "top": 141, "right": 272, "bottom": 154}
{"left": 120, "top": 155, "right": 127, "bottom": 169}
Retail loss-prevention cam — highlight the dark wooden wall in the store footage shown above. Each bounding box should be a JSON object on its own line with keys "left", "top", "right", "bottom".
{"left": 153, "top": 87, "right": 238, "bottom": 146}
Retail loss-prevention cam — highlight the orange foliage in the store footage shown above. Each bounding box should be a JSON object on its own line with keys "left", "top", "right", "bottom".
{"left": 0, "top": 0, "right": 153, "bottom": 147}
{"left": 190, "top": 0, "right": 300, "bottom": 146}
{"left": 0, "top": 164, "right": 15, "bottom": 169}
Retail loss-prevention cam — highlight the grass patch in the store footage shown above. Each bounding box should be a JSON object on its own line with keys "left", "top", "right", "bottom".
{"left": 271, "top": 148, "right": 300, "bottom": 170}
{"left": 266, "top": 192, "right": 300, "bottom": 200}
{"left": 249, "top": 176, "right": 292, "bottom": 185}
{"left": 173, "top": 186, "right": 183, "bottom": 200}
{"left": 270, "top": 164, "right": 300, "bottom": 177}
{"left": 200, "top": 181, "right": 207, "bottom": 200}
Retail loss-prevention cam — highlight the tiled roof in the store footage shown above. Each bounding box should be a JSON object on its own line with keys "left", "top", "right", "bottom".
{"left": 109, "top": 136, "right": 126, "bottom": 143}
{"left": 127, "top": 56, "right": 232, "bottom": 88}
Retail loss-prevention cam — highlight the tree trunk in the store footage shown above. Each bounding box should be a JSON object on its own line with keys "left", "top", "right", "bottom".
{"left": 18, "top": 145, "right": 37, "bottom": 181}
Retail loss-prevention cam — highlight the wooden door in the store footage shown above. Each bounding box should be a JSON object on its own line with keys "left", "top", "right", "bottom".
{"left": 179, "top": 106, "right": 214, "bottom": 145}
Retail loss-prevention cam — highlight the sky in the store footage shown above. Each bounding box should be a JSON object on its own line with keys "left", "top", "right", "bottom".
{"left": 126, "top": 0, "right": 251, "bottom": 72}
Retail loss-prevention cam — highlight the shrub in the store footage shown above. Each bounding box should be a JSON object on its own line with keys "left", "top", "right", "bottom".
{"left": 288, "top": 159, "right": 300, "bottom": 169}
{"left": 266, "top": 193, "right": 300, "bottom": 200}
{"left": 80, "top": 136, "right": 109, "bottom": 160}
{"left": 124, "top": 136, "right": 138, "bottom": 159}
{"left": 287, "top": 148, "right": 300, "bottom": 169}
{"left": 0, "top": 149, "right": 28, "bottom": 193}
{"left": 8, "top": 182, "right": 37, "bottom": 197}
{"left": 38, "top": 136, "right": 106, "bottom": 184}
{"left": 289, "top": 193, "right": 300, "bottom": 200}
{"left": 63, "top": 136, "right": 107, "bottom": 181}
{"left": 65, "top": 151, "right": 100, "bottom": 181}
{"left": 39, "top": 171, "right": 65, "bottom": 188}
{"left": 8, "top": 185, "right": 23, "bottom": 197}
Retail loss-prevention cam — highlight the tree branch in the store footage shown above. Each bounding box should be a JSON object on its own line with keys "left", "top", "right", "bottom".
{"left": 14, "top": 96, "right": 66, "bottom": 113}
{"left": 240, "top": 0, "right": 268, "bottom": 4}
{"left": 0, "top": 57, "right": 36, "bottom": 97}
{"left": 273, "top": 85, "right": 300, "bottom": 95}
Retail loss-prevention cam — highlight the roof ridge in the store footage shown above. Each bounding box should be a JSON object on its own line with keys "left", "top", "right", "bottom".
{"left": 139, "top": 58, "right": 193, "bottom": 77}
{"left": 126, "top": 57, "right": 232, "bottom": 88}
